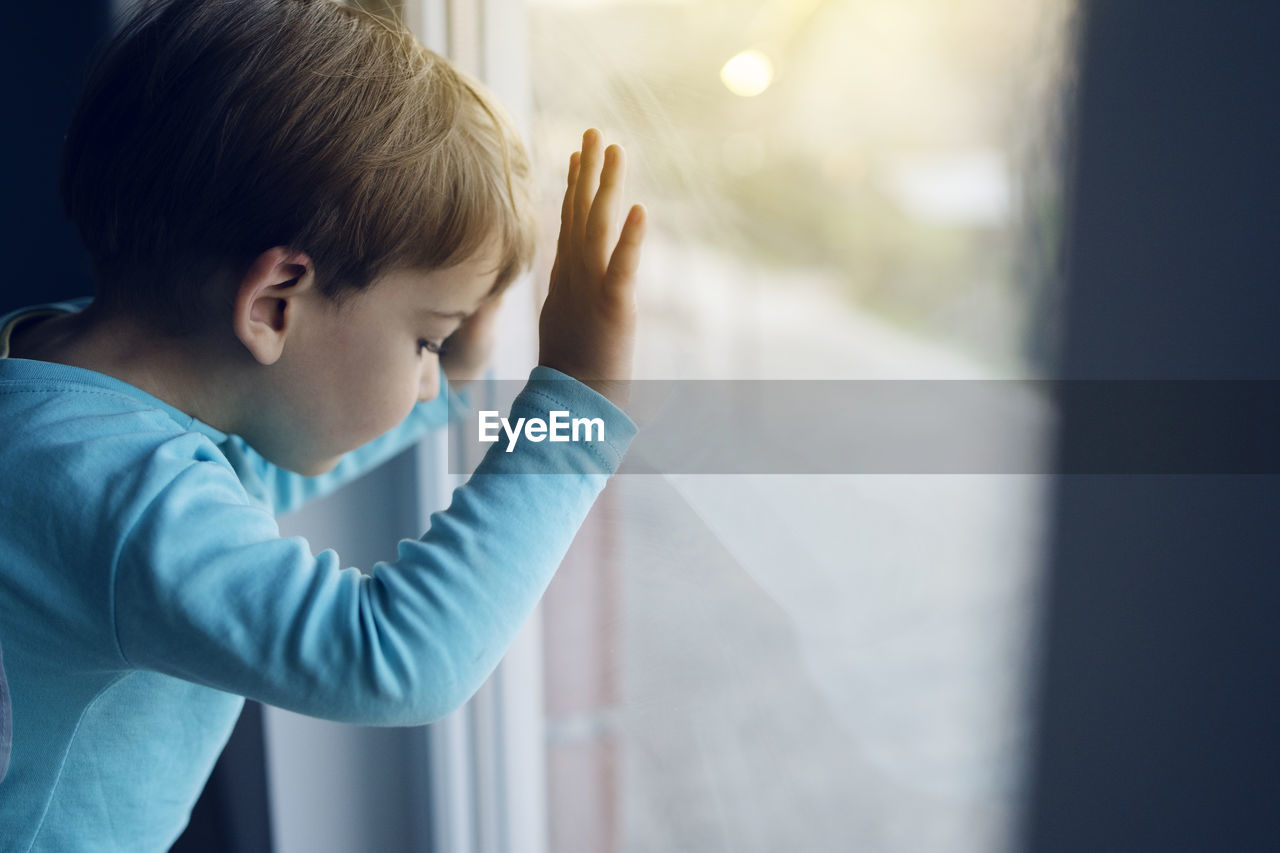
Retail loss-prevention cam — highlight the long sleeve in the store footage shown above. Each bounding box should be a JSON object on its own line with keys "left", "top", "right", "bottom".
{"left": 111, "top": 366, "right": 636, "bottom": 725}
{"left": 224, "top": 364, "right": 473, "bottom": 515}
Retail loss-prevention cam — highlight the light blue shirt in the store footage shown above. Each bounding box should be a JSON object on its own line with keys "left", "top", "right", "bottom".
{"left": 0, "top": 301, "right": 637, "bottom": 852}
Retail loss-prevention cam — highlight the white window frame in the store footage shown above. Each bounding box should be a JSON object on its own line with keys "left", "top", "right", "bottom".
{"left": 407, "top": 2, "right": 547, "bottom": 852}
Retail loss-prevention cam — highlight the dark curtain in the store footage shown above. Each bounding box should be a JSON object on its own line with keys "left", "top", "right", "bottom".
{"left": 3, "top": 7, "right": 104, "bottom": 310}
{"left": 1023, "top": 2, "right": 1280, "bottom": 851}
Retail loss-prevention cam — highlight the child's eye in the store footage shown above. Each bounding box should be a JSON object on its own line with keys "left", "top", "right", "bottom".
{"left": 417, "top": 338, "right": 444, "bottom": 356}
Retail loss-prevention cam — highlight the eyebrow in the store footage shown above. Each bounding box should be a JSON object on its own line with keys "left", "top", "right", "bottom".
{"left": 422, "top": 289, "right": 500, "bottom": 321}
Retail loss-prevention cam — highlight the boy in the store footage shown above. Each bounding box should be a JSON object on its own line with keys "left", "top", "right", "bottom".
{"left": 0, "top": 0, "right": 646, "bottom": 849}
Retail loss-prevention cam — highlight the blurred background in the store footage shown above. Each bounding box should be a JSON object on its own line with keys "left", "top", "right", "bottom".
{"left": 527, "top": 0, "right": 1073, "bottom": 383}
{"left": 523, "top": 1, "right": 1072, "bottom": 851}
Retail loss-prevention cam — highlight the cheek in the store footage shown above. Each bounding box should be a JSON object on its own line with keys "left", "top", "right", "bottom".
{"left": 328, "top": 350, "right": 420, "bottom": 446}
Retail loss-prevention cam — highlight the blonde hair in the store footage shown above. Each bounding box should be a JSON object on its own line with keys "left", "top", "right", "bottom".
{"left": 61, "top": 0, "right": 537, "bottom": 331}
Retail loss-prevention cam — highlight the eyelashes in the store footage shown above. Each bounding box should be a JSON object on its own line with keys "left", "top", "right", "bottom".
{"left": 417, "top": 338, "right": 444, "bottom": 356}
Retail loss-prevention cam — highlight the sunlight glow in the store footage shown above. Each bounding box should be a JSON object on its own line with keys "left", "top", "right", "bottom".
{"left": 720, "top": 50, "right": 775, "bottom": 97}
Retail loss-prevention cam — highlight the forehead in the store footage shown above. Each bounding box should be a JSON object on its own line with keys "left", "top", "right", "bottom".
{"left": 376, "top": 247, "right": 503, "bottom": 315}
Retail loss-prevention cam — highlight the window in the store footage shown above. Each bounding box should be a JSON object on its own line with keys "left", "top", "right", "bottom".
{"left": 527, "top": 0, "right": 1076, "bottom": 850}
{"left": 265, "top": 0, "right": 1077, "bottom": 850}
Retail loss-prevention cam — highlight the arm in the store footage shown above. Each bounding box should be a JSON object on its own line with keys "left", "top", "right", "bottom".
{"left": 113, "top": 367, "right": 635, "bottom": 725}
{"left": 117, "top": 127, "right": 646, "bottom": 724}
{"left": 226, "top": 363, "right": 472, "bottom": 515}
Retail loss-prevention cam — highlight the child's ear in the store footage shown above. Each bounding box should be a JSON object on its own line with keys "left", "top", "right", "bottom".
{"left": 232, "top": 247, "right": 316, "bottom": 365}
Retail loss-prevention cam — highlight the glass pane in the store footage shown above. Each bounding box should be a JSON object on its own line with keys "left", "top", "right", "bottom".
{"left": 530, "top": 0, "right": 1075, "bottom": 850}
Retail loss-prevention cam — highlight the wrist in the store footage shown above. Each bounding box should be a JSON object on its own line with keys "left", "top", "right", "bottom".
{"left": 537, "top": 361, "right": 631, "bottom": 410}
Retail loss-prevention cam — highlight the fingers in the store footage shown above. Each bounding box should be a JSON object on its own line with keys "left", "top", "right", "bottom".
{"left": 604, "top": 204, "right": 647, "bottom": 292}
{"left": 557, "top": 128, "right": 642, "bottom": 294}
{"left": 585, "top": 143, "right": 626, "bottom": 279}
{"left": 572, "top": 129, "right": 603, "bottom": 260}
{"left": 555, "top": 151, "right": 579, "bottom": 275}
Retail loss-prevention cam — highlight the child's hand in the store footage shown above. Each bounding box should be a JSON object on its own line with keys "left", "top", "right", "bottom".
{"left": 538, "top": 128, "right": 647, "bottom": 409}
{"left": 440, "top": 294, "right": 502, "bottom": 389}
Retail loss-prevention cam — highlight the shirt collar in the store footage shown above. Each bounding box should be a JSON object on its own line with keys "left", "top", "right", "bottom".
{"left": 0, "top": 299, "right": 230, "bottom": 445}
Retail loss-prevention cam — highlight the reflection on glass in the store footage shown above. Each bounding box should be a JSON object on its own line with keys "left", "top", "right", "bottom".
{"left": 530, "top": 0, "right": 1075, "bottom": 850}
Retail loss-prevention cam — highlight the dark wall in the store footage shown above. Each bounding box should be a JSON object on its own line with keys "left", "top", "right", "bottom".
{"left": 3, "top": 7, "right": 110, "bottom": 311}
{"left": 1023, "top": 2, "right": 1280, "bottom": 851}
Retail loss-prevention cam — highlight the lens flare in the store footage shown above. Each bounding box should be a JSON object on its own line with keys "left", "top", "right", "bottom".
{"left": 720, "top": 50, "right": 774, "bottom": 97}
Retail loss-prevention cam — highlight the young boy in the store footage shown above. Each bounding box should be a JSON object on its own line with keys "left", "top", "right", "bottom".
{"left": 0, "top": 0, "right": 646, "bottom": 849}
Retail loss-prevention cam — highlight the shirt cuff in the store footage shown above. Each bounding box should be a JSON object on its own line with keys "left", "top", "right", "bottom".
{"left": 511, "top": 366, "right": 639, "bottom": 473}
